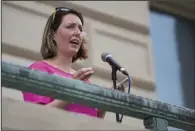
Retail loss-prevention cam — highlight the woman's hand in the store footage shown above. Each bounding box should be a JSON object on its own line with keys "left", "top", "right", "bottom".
{"left": 98, "top": 84, "right": 126, "bottom": 119}
{"left": 72, "top": 67, "right": 94, "bottom": 81}
{"left": 117, "top": 84, "right": 126, "bottom": 92}
{"left": 47, "top": 68, "right": 94, "bottom": 109}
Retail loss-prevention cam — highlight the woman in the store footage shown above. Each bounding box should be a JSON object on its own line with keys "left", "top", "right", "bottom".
{"left": 23, "top": 7, "right": 124, "bottom": 118}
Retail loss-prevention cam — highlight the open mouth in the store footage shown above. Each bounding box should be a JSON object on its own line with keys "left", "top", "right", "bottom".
{"left": 70, "top": 40, "right": 79, "bottom": 46}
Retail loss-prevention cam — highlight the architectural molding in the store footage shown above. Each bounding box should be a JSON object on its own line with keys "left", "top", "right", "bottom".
{"left": 2, "top": 1, "right": 50, "bottom": 19}
{"left": 150, "top": 0, "right": 195, "bottom": 21}
{"left": 3, "top": 1, "right": 149, "bottom": 35}
{"left": 95, "top": 29, "right": 148, "bottom": 48}
{"left": 94, "top": 28, "right": 153, "bottom": 79}
{"left": 2, "top": 1, "right": 156, "bottom": 90}
{"left": 36, "top": 1, "right": 150, "bottom": 35}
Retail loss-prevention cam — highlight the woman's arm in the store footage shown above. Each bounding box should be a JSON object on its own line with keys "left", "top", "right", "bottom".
{"left": 46, "top": 99, "right": 69, "bottom": 109}
{"left": 98, "top": 110, "right": 106, "bottom": 118}
{"left": 23, "top": 62, "right": 70, "bottom": 109}
{"left": 46, "top": 68, "right": 94, "bottom": 109}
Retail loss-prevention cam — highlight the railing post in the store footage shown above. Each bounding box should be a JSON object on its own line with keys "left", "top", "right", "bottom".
{"left": 144, "top": 117, "right": 168, "bottom": 131}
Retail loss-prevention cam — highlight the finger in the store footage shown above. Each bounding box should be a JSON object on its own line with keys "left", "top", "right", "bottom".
{"left": 73, "top": 69, "right": 91, "bottom": 80}
{"left": 73, "top": 68, "right": 87, "bottom": 78}
{"left": 117, "top": 86, "right": 122, "bottom": 91}
{"left": 122, "top": 85, "right": 125, "bottom": 91}
{"left": 118, "top": 88, "right": 125, "bottom": 92}
{"left": 73, "top": 68, "right": 93, "bottom": 79}
{"left": 78, "top": 69, "right": 93, "bottom": 79}
{"left": 83, "top": 72, "right": 93, "bottom": 81}
{"left": 79, "top": 70, "right": 94, "bottom": 80}
{"left": 117, "top": 85, "right": 125, "bottom": 92}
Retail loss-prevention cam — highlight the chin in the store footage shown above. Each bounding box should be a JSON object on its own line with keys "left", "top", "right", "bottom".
{"left": 69, "top": 49, "right": 79, "bottom": 56}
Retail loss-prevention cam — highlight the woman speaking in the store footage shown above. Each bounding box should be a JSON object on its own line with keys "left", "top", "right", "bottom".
{"left": 22, "top": 7, "right": 124, "bottom": 119}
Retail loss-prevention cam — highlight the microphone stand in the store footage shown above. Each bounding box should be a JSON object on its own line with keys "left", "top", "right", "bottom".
{"left": 111, "top": 65, "right": 117, "bottom": 90}
{"left": 111, "top": 65, "right": 121, "bottom": 123}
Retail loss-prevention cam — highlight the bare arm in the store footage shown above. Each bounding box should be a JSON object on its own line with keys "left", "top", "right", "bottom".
{"left": 45, "top": 99, "right": 69, "bottom": 109}
{"left": 43, "top": 68, "right": 94, "bottom": 109}
{"left": 98, "top": 110, "right": 106, "bottom": 118}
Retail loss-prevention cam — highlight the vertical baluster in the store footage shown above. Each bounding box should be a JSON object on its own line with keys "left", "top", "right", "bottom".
{"left": 144, "top": 117, "right": 168, "bottom": 131}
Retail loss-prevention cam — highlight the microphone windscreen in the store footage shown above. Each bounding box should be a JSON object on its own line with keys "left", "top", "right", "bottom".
{"left": 101, "top": 52, "right": 110, "bottom": 62}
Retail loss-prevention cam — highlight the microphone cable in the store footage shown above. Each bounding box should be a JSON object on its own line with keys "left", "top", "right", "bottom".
{"left": 116, "top": 74, "right": 132, "bottom": 123}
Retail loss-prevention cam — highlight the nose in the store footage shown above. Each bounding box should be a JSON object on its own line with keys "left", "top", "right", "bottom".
{"left": 74, "top": 27, "right": 81, "bottom": 36}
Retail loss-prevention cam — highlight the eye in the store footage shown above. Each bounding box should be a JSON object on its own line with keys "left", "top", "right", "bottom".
{"left": 66, "top": 24, "right": 74, "bottom": 29}
{"left": 79, "top": 26, "right": 83, "bottom": 32}
{"left": 65, "top": 23, "right": 83, "bottom": 32}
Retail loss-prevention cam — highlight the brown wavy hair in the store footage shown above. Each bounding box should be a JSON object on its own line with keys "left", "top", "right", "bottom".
{"left": 41, "top": 7, "right": 88, "bottom": 63}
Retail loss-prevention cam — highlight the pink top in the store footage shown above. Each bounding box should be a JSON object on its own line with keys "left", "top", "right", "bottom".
{"left": 22, "top": 61, "right": 99, "bottom": 117}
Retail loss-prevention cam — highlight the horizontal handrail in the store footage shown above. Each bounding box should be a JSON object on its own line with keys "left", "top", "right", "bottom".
{"left": 2, "top": 61, "right": 195, "bottom": 130}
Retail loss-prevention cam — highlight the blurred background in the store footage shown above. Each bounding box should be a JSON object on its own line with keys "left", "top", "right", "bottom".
{"left": 2, "top": 1, "right": 195, "bottom": 130}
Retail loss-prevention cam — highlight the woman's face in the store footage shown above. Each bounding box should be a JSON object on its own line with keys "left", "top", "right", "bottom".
{"left": 53, "top": 13, "right": 83, "bottom": 57}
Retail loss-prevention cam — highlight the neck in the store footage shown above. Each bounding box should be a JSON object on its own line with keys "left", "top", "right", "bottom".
{"left": 48, "top": 54, "right": 73, "bottom": 73}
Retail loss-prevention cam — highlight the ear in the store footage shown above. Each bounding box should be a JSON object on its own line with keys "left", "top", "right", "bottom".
{"left": 51, "top": 30, "right": 56, "bottom": 41}
{"left": 81, "top": 31, "right": 88, "bottom": 44}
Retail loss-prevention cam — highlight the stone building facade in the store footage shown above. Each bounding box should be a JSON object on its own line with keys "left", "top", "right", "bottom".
{"left": 2, "top": 1, "right": 194, "bottom": 129}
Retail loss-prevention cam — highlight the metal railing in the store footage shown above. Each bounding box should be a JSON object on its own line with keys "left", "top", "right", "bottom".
{"left": 2, "top": 61, "right": 195, "bottom": 131}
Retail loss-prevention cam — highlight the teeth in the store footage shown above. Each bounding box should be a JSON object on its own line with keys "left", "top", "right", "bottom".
{"left": 70, "top": 40, "right": 79, "bottom": 45}
{"left": 71, "top": 41, "right": 78, "bottom": 45}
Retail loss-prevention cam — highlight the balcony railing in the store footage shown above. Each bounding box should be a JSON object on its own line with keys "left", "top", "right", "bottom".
{"left": 2, "top": 61, "right": 195, "bottom": 131}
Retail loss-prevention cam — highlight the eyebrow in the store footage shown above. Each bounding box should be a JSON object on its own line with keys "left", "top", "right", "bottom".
{"left": 67, "top": 22, "right": 83, "bottom": 31}
{"left": 67, "top": 22, "right": 82, "bottom": 27}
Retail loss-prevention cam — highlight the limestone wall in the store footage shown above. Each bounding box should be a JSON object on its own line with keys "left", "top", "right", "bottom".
{"left": 2, "top": 1, "right": 156, "bottom": 129}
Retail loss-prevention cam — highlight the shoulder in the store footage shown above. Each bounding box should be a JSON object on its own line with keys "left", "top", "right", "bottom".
{"left": 28, "top": 61, "right": 52, "bottom": 73}
{"left": 29, "top": 61, "right": 46, "bottom": 69}
{"left": 29, "top": 61, "right": 44, "bottom": 67}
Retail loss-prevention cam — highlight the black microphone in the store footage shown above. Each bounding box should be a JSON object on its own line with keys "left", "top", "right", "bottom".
{"left": 101, "top": 52, "right": 128, "bottom": 76}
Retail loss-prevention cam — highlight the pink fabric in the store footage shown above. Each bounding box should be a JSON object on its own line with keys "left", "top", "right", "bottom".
{"left": 22, "top": 61, "right": 99, "bottom": 117}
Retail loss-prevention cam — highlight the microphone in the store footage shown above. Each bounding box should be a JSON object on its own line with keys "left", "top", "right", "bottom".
{"left": 101, "top": 52, "right": 128, "bottom": 76}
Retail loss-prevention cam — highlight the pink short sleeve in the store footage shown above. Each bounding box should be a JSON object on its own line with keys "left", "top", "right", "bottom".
{"left": 22, "top": 62, "right": 54, "bottom": 104}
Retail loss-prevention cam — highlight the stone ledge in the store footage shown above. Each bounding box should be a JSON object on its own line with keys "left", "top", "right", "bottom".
{"left": 3, "top": 97, "right": 143, "bottom": 130}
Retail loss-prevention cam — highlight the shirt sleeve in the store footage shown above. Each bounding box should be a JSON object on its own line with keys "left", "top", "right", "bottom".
{"left": 22, "top": 62, "right": 54, "bottom": 104}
